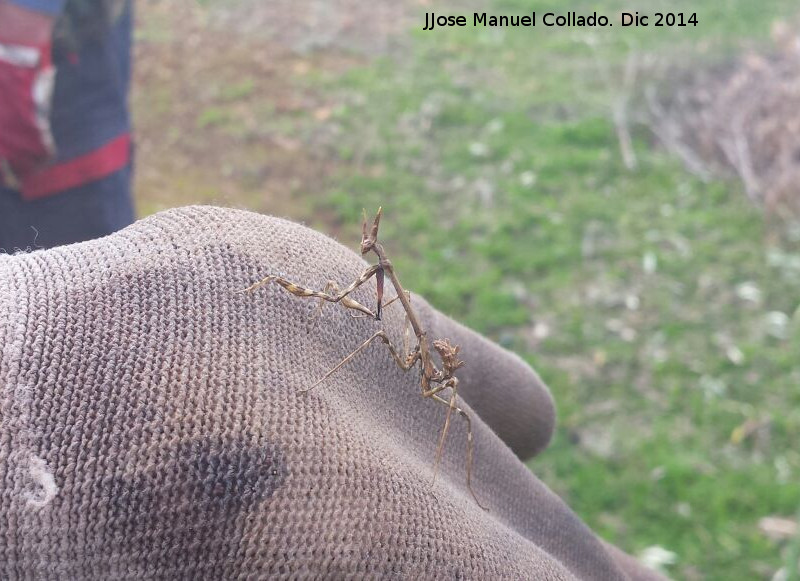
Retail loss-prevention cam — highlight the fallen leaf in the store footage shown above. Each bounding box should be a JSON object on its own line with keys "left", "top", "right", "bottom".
{"left": 758, "top": 516, "right": 798, "bottom": 541}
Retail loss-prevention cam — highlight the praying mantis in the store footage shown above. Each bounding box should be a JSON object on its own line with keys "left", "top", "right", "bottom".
{"left": 242, "top": 208, "right": 486, "bottom": 509}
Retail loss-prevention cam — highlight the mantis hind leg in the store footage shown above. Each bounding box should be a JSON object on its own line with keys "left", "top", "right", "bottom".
{"left": 430, "top": 390, "right": 487, "bottom": 511}
{"left": 301, "top": 329, "right": 420, "bottom": 393}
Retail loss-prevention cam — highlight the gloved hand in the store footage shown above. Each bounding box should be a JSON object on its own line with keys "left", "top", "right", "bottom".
{"left": 0, "top": 206, "right": 664, "bottom": 580}
{"left": 0, "top": 1, "right": 57, "bottom": 185}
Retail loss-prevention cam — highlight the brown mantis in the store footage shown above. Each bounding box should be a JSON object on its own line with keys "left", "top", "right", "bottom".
{"left": 243, "top": 208, "right": 486, "bottom": 509}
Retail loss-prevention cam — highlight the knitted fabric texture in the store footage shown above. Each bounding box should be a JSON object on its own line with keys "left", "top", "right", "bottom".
{"left": 0, "top": 206, "right": 664, "bottom": 580}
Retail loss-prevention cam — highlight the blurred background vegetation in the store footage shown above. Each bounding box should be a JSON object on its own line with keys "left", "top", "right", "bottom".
{"left": 133, "top": 1, "right": 800, "bottom": 578}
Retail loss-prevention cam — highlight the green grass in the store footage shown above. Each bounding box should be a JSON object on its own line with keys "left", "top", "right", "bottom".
{"left": 307, "top": 2, "right": 800, "bottom": 578}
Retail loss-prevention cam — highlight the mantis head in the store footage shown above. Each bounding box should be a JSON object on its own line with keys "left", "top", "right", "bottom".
{"left": 360, "top": 207, "right": 383, "bottom": 254}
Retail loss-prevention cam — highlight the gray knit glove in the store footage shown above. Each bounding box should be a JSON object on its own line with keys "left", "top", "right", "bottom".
{"left": 0, "top": 206, "right": 663, "bottom": 580}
